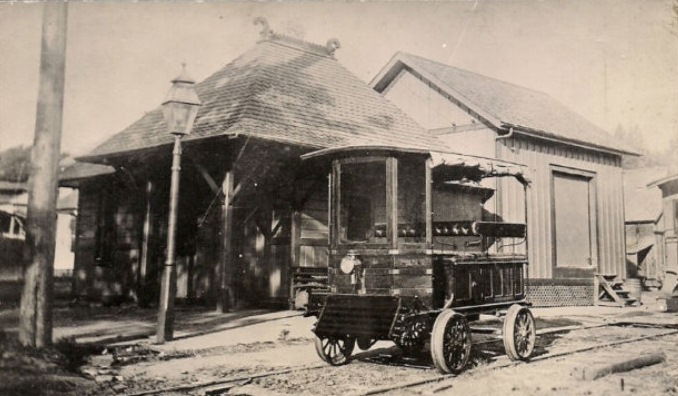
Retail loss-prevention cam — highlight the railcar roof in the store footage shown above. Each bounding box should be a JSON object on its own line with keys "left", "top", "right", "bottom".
{"left": 302, "top": 145, "right": 530, "bottom": 185}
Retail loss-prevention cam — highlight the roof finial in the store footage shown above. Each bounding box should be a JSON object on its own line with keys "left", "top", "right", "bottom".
{"left": 253, "top": 17, "right": 272, "bottom": 39}
{"left": 172, "top": 62, "right": 195, "bottom": 84}
{"left": 326, "top": 38, "right": 341, "bottom": 55}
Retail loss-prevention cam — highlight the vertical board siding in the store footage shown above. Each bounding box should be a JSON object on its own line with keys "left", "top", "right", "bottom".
{"left": 498, "top": 136, "right": 625, "bottom": 280}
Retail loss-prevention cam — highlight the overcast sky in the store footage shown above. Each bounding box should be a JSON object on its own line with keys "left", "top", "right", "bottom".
{"left": 1, "top": 1, "right": 676, "bottom": 156}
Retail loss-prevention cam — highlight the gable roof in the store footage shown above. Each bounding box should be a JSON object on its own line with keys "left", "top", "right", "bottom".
{"left": 623, "top": 166, "right": 666, "bottom": 223}
{"left": 80, "top": 35, "right": 440, "bottom": 162}
{"left": 648, "top": 172, "right": 678, "bottom": 189}
{"left": 372, "top": 52, "right": 636, "bottom": 155}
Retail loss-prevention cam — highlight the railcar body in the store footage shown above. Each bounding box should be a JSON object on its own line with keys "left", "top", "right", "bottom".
{"left": 303, "top": 146, "right": 536, "bottom": 373}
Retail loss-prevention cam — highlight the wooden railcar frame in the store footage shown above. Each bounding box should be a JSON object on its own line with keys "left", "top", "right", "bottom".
{"left": 303, "top": 146, "right": 536, "bottom": 373}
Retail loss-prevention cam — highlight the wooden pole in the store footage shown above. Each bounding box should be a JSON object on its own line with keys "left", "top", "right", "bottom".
{"left": 19, "top": 1, "right": 68, "bottom": 348}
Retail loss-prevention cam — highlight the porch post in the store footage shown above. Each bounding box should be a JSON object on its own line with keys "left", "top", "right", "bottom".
{"left": 289, "top": 208, "right": 302, "bottom": 309}
{"left": 138, "top": 180, "right": 153, "bottom": 307}
{"left": 425, "top": 161, "right": 432, "bottom": 249}
{"left": 386, "top": 157, "right": 398, "bottom": 250}
{"left": 330, "top": 161, "right": 340, "bottom": 251}
{"left": 217, "top": 170, "right": 235, "bottom": 313}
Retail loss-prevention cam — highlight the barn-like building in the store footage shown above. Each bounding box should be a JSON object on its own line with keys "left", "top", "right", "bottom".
{"left": 371, "top": 52, "right": 636, "bottom": 305}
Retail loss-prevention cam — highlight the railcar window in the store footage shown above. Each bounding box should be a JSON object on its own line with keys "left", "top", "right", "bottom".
{"left": 339, "top": 160, "right": 386, "bottom": 244}
{"left": 397, "top": 157, "right": 426, "bottom": 242}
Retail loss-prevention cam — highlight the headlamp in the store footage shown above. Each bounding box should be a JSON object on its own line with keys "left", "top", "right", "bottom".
{"left": 340, "top": 250, "right": 360, "bottom": 275}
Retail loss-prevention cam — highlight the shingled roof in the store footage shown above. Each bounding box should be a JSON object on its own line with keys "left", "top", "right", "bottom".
{"left": 372, "top": 52, "right": 635, "bottom": 155}
{"left": 80, "top": 33, "right": 439, "bottom": 161}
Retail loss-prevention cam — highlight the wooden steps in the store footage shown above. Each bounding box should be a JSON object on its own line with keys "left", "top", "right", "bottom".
{"left": 594, "top": 274, "right": 640, "bottom": 307}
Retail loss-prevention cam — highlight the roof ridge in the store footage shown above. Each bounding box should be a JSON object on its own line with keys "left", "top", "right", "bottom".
{"left": 260, "top": 33, "right": 339, "bottom": 59}
{"left": 400, "top": 52, "right": 552, "bottom": 99}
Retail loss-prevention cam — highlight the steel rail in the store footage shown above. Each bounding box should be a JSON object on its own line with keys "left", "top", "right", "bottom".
{"left": 124, "top": 321, "right": 677, "bottom": 396}
{"left": 124, "top": 363, "right": 328, "bottom": 396}
{"left": 350, "top": 327, "right": 678, "bottom": 396}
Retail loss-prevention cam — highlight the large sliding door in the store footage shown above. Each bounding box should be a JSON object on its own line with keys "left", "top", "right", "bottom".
{"left": 552, "top": 168, "right": 597, "bottom": 276}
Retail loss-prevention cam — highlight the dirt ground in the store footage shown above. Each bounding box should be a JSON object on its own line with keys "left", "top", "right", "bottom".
{"left": 0, "top": 332, "right": 99, "bottom": 396}
{"left": 1, "top": 302, "right": 677, "bottom": 396}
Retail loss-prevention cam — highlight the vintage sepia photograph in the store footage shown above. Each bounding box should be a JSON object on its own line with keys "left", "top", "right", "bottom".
{"left": 1, "top": 1, "right": 677, "bottom": 395}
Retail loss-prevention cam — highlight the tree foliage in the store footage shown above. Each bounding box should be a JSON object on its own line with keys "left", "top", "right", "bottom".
{"left": 0, "top": 145, "right": 32, "bottom": 182}
{"left": 0, "top": 145, "right": 71, "bottom": 182}
{"left": 615, "top": 124, "right": 678, "bottom": 170}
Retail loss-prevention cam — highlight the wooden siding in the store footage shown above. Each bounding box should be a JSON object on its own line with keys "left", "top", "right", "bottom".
{"left": 497, "top": 135, "right": 625, "bottom": 279}
{"left": 298, "top": 184, "right": 329, "bottom": 268}
{"left": 72, "top": 180, "right": 144, "bottom": 301}
{"left": 436, "top": 127, "right": 497, "bottom": 159}
{"left": 192, "top": 196, "right": 222, "bottom": 302}
{"left": 383, "top": 70, "right": 476, "bottom": 130}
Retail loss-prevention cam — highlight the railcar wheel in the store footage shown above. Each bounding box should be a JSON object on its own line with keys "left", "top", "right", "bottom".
{"left": 314, "top": 336, "right": 355, "bottom": 365}
{"left": 503, "top": 304, "right": 536, "bottom": 361}
{"left": 357, "top": 337, "right": 377, "bottom": 351}
{"left": 430, "top": 309, "right": 472, "bottom": 374}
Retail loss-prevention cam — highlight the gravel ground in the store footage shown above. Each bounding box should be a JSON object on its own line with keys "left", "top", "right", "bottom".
{"left": 101, "top": 319, "right": 678, "bottom": 396}
{"left": 2, "top": 304, "right": 677, "bottom": 396}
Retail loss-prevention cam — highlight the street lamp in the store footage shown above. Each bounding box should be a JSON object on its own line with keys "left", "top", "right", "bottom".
{"left": 157, "top": 65, "right": 201, "bottom": 343}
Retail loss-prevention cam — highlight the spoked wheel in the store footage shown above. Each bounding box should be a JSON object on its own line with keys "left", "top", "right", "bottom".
{"left": 357, "top": 337, "right": 377, "bottom": 351}
{"left": 503, "top": 304, "right": 536, "bottom": 361}
{"left": 395, "top": 316, "right": 427, "bottom": 355}
{"left": 314, "top": 336, "right": 355, "bottom": 365}
{"left": 430, "top": 309, "right": 472, "bottom": 374}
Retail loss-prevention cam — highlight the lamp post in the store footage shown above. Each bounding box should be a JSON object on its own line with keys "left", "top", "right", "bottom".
{"left": 157, "top": 65, "right": 201, "bottom": 343}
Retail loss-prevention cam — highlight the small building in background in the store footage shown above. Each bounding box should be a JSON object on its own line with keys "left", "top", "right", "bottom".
{"left": 648, "top": 172, "right": 678, "bottom": 293}
{"left": 0, "top": 180, "right": 79, "bottom": 303}
{"left": 623, "top": 167, "right": 667, "bottom": 288}
{"left": 0, "top": 181, "right": 27, "bottom": 285}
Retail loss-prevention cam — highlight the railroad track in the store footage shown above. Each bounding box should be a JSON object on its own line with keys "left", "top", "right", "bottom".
{"left": 352, "top": 327, "right": 678, "bottom": 396}
{"left": 124, "top": 322, "right": 677, "bottom": 396}
{"left": 125, "top": 363, "right": 330, "bottom": 396}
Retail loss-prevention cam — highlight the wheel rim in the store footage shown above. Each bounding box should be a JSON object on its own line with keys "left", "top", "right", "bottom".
{"left": 315, "top": 336, "right": 354, "bottom": 365}
{"left": 513, "top": 310, "right": 535, "bottom": 358}
{"left": 443, "top": 315, "right": 471, "bottom": 371}
{"left": 503, "top": 305, "right": 536, "bottom": 361}
{"left": 431, "top": 310, "right": 472, "bottom": 374}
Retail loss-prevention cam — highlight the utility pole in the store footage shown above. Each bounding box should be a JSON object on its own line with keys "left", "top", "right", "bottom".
{"left": 19, "top": 1, "right": 68, "bottom": 348}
